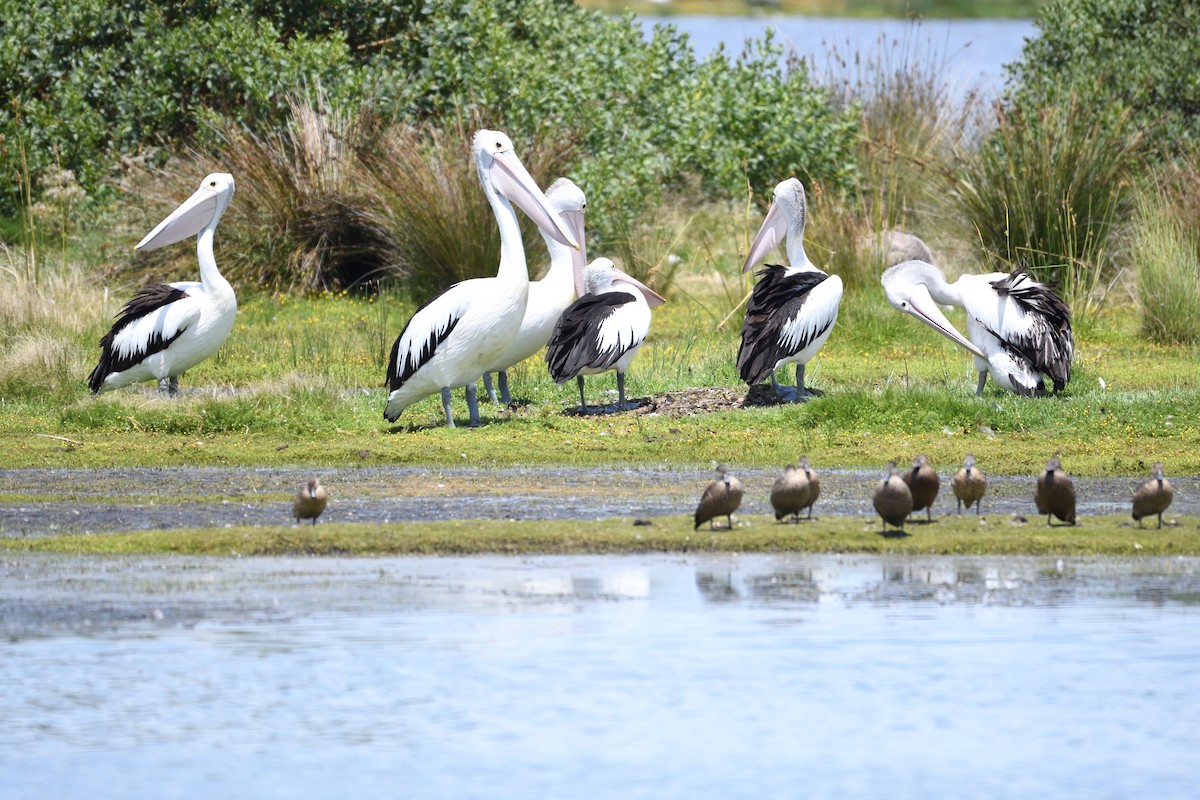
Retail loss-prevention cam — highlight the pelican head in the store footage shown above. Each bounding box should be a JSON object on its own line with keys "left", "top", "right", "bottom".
{"left": 544, "top": 178, "right": 589, "bottom": 298}
{"left": 881, "top": 260, "right": 987, "bottom": 359}
{"left": 584, "top": 257, "right": 667, "bottom": 308}
{"left": 136, "top": 172, "right": 235, "bottom": 251}
{"left": 744, "top": 177, "right": 807, "bottom": 272}
{"left": 473, "top": 130, "right": 578, "bottom": 249}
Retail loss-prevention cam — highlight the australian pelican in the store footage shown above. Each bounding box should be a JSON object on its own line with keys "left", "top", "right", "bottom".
{"left": 881, "top": 260, "right": 1074, "bottom": 396}
{"left": 738, "top": 178, "right": 843, "bottom": 401}
{"left": 88, "top": 173, "right": 237, "bottom": 396}
{"left": 384, "top": 130, "right": 578, "bottom": 428}
{"left": 480, "top": 177, "right": 588, "bottom": 405}
{"left": 545, "top": 257, "right": 665, "bottom": 414}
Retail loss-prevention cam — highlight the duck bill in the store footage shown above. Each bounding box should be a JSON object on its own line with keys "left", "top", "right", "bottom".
{"left": 743, "top": 199, "right": 788, "bottom": 272}
{"left": 906, "top": 285, "right": 987, "bottom": 359}
{"left": 560, "top": 208, "right": 589, "bottom": 297}
{"left": 613, "top": 269, "right": 666, "bottom": 308}
{"left": 136, "top": 185, "right": 219, "bottom": 251}
{"left": 490, "top": 151, "right": 579, "bottom": 250}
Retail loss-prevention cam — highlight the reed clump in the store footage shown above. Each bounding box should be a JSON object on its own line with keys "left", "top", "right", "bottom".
{"left": 1133, "top": 163, "right": 1200, "bottom": 344}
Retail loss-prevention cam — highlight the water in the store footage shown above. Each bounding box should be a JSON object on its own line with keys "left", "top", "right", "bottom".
{"left": 641, "top": 15, "right": 1038, "bottom": 101}
{"left": 3, "top": 552, "right": 1198, "bottom": 798}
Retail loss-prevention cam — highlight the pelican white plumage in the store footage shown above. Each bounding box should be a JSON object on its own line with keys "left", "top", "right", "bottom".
{"left": 88, "top": 173, "right": 237, "bottom": 396}
{"left": 738, "top": 178, "right": 844, "bottom": 401}
{"left": 384, "top": 130, "right": 578, "bottom": 428}
{"left": 480, "top": 177, "right": 588, "bottom": 406}
{"left": 881, "top": 260, "right": 1073, "bottom": 396}
{"left": 545, "top": 257, "right": 665, "bottom": 414}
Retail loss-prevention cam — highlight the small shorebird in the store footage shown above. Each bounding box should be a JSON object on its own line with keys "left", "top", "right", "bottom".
{"left": 1132, "top": 462, "right": 1173, "bottom": 529}
{"left": 770, "top": 464, "right": 810, "bottom": 523}
{"left": 951, "top": 454, "right": 987, "bottom": 514}
{"left": 293, "top": 477, "right": 328, "bottom": 525}
{"left": 902, "top": 454, "right": 940, "bottom": 521}
{"left": 694, "top": 464, "right": 744, "bottom": 531}
{"left": 1034, "top": 457, "right": 1076, "bottom": 526}
{"left": 874, "top": 461, "right": 914, "bottom": 534}
{"left": 797, "top": 455, "right": 820, "bottom": 519}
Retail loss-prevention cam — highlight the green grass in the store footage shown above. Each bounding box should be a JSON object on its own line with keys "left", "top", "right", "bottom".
{"left": 2, "top": 272, "right": 1198, "bottom": 475}
{"left": 1, "top": 514, "right": 1194, "bottom": 557}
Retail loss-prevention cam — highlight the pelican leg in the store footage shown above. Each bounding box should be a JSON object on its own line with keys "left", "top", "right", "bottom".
{"left": 465, "top": 383, "right": 482, "bottom": 427}
{"left": 157, "top": 376, "right": 180, "bottom": 398}
{"left": 975, "top": 371, "right": 987, "bottom": 396}
{"left": 772, "top": 372, "right": 800, "bottom": 402}
{"left": 613, "top": 372, "right": 640, "bottom": 411}
{"left": 498, "top": 370, "right": 512, "bottom": 406}
{"left": 440, "top": 387, "right": 456, "bottom": 428}
{"left": 577, "top": 376, "right": 589, "bottom": 415}
{"left": 482, "top": 373, "right": 499, "bottom": 404}
{"left": 796, "top": 364, "right": 823, "bottom": 400}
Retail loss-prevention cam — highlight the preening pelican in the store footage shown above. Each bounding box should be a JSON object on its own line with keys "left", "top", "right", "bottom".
{"left": 545, "top": 257, "right": 665, "bottom": 414}
{"left": 384, "top": 130, "right": 578, "bottom": 428}
{"left": 881, "top": 260, "right": 1074, "bottom": 396}
{"left": 88, "top": 173, "right": 237, "bottom": 396}
{"left": 738, "top": 178, "right": 843, "bottom": 401}
{"left": 480, "top": 177, "right": 588, "bottom": 405}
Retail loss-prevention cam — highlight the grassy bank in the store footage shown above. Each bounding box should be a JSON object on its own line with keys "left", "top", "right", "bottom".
{"left": 2, "top": 513, "right": 1194, "bottom": 557}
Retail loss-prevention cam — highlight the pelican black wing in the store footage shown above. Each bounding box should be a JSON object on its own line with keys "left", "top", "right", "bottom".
{"left": 88, "top": 283, "right": 190, "bottom": 393}
{"left": 545, "top": 292, "right": 637, "bottom": 382}
{"left": 386, "top": 285, "right": 462, "bottom": 391}
{"left": 737, "top": 265, "right": 832, "bottom": 385}
{"left": 988, "top": 267, "right": 1074, "bottom": 392}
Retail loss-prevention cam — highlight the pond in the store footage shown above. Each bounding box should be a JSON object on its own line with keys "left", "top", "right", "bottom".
{"left": 2, "top": 552, "right": 1197, "bottom": 798}
{"left": 641, "top": 15, "right": 1038, "bottom": 102}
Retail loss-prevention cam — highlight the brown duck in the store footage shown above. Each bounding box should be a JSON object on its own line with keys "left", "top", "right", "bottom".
{"left": 1132, "top": 462, "right": 1173, "bottom": 529}
{"left": 1034, "top": 457, "right": 1076, "bottom": 525}
{"left": 694, "top": 464, "right": 744, "bottom": 530}
{"left": 874, "top": 461, "right": 914, "bottom": 534}
{"left": 902, "top": 454, "right": 940, "bottom": 521}
{"left": 797, "top": 455, "right": 820, "bottom": 519}
{"left": 770, "top": 464, "right": 810, "bottom": 523}
{"left": 293, "top": 476, "right": 328, "bottom": 525}
{"left": 951, "top": 454, "right": 987, "bottom": 514}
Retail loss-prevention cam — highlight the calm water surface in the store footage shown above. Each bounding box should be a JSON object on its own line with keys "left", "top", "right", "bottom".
{"left": 2, "top": 552, "right": 1198, "bottom": 798}
{"left": 642, "top": 15, "right": 1038, "bottom": 100}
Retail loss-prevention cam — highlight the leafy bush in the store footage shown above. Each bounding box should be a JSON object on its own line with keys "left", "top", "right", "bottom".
{"left": 0, "top": 0, "right": 359, "bottom": 217}
{"left": 1006, "top": 0, "right": 1200, "bottom": 154}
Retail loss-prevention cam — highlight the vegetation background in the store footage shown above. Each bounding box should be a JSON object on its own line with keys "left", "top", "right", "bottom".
{"left": 2, "top": 0, "right": 1198, "bottom": 478}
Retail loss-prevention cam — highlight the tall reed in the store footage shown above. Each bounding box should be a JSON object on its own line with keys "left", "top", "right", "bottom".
{"left": 1133, "top": 178, "right": 1200, "bottom": 344}
{"left": 949, "top": 98, "right": 1139, "bottom": 314}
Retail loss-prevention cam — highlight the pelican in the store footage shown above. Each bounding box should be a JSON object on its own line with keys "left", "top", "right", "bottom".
{"left": 902, "top": 454, "right": 940, "bottom": 521}
{"left": 694, "top": 464, "right": 744, "bottom": 531}
{"left": 88, "top": 173, "right": 237, "bottom": 396}
{"left": 545, "top": 257, "right": 665, "bottom": 414}
{"left": 293, "top": 476, "right": 328, "bottom": 525}
{"left": 881, "top": 260, "right": 1074, "bottom": 396}
{"left": 951, "top": 454, "right": 987, "bottom": 514}
{"left": 480, "top": 178, "right": 588, "bottom": 406}
{"left": 1035, "top": 456, "right": 1076, "bottom": 526}
{"left": 1132, "top": 462, "right": 1173, "bottom": 529}
{"left": 874, "top": 461, "right": 914, "bottom": 535}
{"left": 738, "top": 178, "right": 843, "bottom": 401}
{"left": 384, "top": 130, "right": 578, "bottom": 428}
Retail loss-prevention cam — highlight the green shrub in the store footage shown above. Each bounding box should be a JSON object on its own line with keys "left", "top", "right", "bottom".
{"left": 1007, "top": 0, "right": 1200, "bottom": 154}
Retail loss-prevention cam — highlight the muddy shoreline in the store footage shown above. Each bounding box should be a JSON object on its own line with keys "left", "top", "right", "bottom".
{"left": 2, "top": 466, "right": 1193, "bottom": 537}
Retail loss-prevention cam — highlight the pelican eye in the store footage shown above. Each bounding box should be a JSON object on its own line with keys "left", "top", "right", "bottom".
{"left": 209, "top": 180, "right": 217, "bottom": 187}
{"left": 901, "top": 301, "right": 908, "bottom": 308}
{"left": 495, "top": 141, "right": 503, "bottom": 149}
{"left": 581, "top": 202, "right": 588, "bottom": 213}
